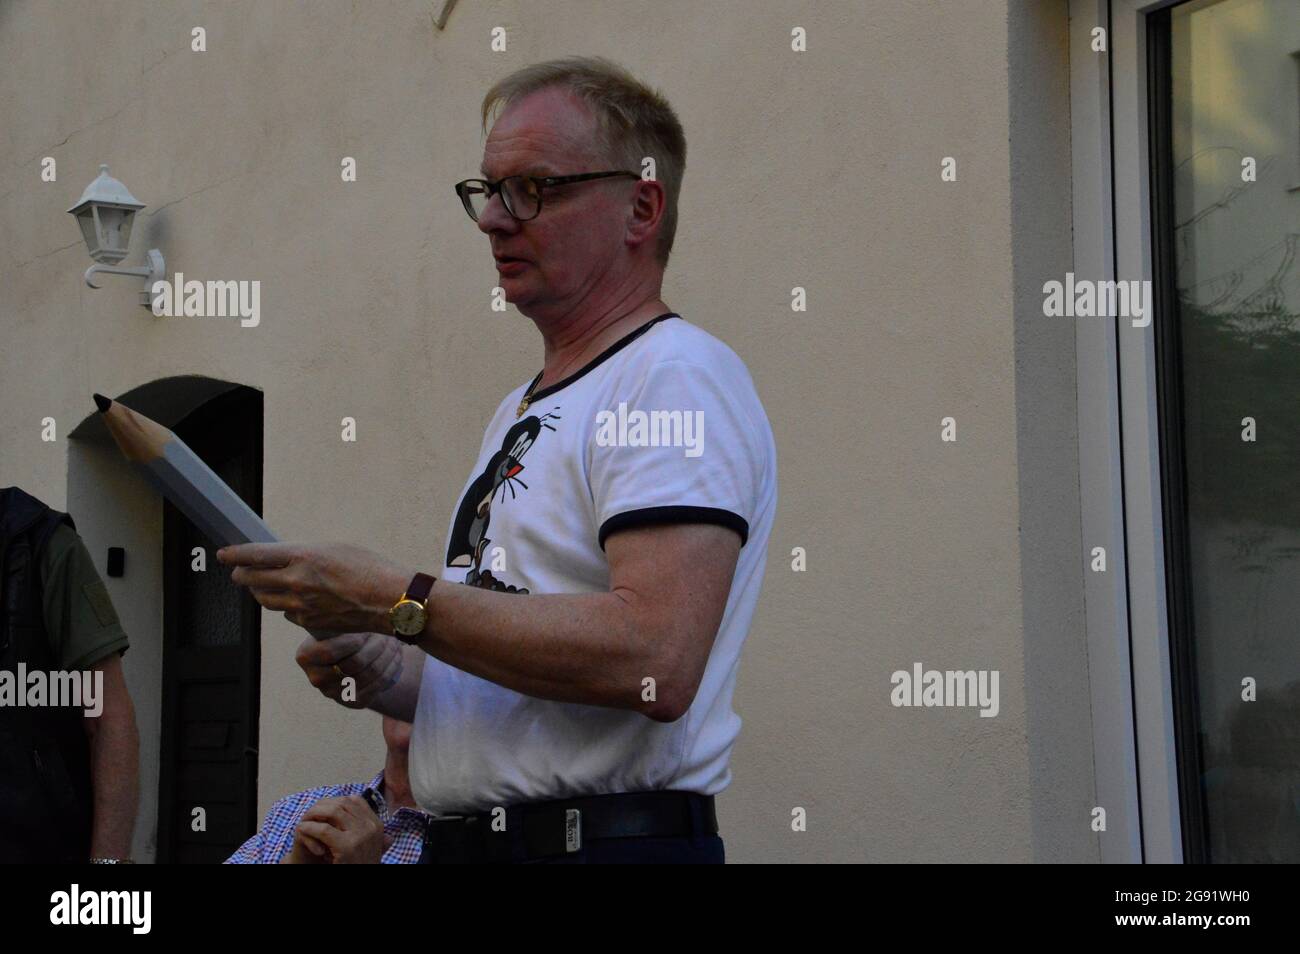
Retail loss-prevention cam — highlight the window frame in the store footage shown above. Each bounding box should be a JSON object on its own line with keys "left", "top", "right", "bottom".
{"left": 1068, "top": 0, "right": 1190, "bottom": 864}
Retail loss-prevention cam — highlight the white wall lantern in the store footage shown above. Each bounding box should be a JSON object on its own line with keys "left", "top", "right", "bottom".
{"left": 67, "top": 164, "right": 165, "bottom": 309}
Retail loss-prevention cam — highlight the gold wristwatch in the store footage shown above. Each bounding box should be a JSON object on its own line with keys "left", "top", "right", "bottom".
{"left": 388, "top": 572, "right": 436, "bottom": 642}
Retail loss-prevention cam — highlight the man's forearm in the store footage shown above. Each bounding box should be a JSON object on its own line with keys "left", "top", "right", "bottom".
{"left": 87, "top": 707, "right": 139, "bottom": 859}
{"left": 381, "top": 570, "right": 661, "bottom": 713}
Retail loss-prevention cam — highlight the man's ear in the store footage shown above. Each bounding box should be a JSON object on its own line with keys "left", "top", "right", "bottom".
{"left": 625, "top": 177, "right": 665, "bottom": 251}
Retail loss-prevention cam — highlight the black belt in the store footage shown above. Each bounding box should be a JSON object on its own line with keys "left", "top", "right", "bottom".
{"left": 420, "top": 790, "right": 718, "bottom": 863}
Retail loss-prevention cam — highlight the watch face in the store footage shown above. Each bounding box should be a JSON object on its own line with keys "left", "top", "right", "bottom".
{"left": 392, "top": 600, "right": 425, "bottom": 637}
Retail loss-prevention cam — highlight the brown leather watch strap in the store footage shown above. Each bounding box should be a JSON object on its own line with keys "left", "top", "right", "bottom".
{"left": 404, "top": 572, "right": 436, "bottom": 604}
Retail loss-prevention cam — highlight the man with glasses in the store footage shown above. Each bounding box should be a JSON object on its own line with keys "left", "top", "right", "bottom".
{"left": 219, "top": 56, "right": 777, "bottom": 864}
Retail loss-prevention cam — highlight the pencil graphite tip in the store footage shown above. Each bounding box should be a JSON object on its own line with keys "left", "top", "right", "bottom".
{"left": 92, "top": 393, "right": 112, "bottom": 413}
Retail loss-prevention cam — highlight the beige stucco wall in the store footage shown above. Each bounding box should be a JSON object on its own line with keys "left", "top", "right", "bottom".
{"left": 0, "top": 0, "right": 1094, "bottom": 862}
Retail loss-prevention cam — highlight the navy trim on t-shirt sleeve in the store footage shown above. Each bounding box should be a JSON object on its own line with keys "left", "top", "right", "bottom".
{"left": 598, "top": 506, "right": 749, "bottom": 550}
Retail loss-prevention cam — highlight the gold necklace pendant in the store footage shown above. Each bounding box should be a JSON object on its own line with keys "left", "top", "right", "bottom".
{"left": 517, "top": 372, "right": 545, "bottom": 418}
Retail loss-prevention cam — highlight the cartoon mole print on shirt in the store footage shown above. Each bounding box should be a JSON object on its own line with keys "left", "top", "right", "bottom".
{"left": 445, "top": 410, "right": 560, "bottom": 593}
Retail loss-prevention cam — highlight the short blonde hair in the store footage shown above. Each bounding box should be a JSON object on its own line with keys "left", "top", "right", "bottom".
{"left": 481, "top": 56, "right": 686, "bottom": 266}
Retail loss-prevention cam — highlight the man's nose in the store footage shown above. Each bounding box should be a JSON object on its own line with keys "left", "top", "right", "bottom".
{"left": 476, "top": 190, "right": 518, "bottom": 236}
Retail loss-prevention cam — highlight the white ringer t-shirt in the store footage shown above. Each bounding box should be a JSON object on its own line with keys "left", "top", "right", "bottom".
{"left": 409, "top": 313, "right": 778, "bottom": 814}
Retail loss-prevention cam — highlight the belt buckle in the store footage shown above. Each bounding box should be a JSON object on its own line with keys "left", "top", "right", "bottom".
{"left": 564, "top": 808, "right": 582, "bottom": 853}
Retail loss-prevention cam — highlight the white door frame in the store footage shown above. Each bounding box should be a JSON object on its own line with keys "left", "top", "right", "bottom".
{"left": 1068, "top": 0, "right": 1186, "bottom": 864}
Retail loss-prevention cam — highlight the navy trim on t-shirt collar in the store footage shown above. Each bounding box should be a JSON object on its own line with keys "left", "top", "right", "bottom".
{"left": 526, "top": 312, "right": 680, "bottom": 403}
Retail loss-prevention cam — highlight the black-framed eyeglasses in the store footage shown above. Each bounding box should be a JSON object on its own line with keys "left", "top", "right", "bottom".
{"left": 454, "top": 171, "right": 640, "bottom": 223}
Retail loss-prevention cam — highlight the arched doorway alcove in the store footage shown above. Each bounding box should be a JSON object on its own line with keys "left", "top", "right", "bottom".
{"left": 70, "top": 375, "right": 263, "bottom": 863}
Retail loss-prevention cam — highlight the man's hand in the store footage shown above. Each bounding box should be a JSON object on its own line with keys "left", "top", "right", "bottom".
{"left": 281, "top": 825, "right": 330, "bottom": 864}
{"left": 296, "top": 631, "right": 404, "bottom": 709}
{"left": 300, "top": 796, "right": 387, "bottom": 864}
{"left": 281, "top": 796, "right": 388, "bottom": 864}
{"left": 215, "top": 541, "right": 410, "bottom": 635}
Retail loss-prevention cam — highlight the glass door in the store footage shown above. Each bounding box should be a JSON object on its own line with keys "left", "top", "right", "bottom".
{"left": 1150, "top": 0, "right": 1300, "bottom": 862}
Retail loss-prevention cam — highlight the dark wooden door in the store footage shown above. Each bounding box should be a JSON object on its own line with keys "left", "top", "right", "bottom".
{"left": 156, "top": 387, "right": 262, "bottom": 863}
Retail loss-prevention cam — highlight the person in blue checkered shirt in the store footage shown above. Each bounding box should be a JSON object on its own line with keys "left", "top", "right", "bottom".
{"left": 225, "top": 717, "right": 427, "bottom": 864}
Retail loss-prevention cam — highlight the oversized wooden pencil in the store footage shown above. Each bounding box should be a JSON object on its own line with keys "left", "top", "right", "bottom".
{"left": 94, "top": 392, "right": 276, "bottom": 547}
{"left": 93, "top": 392, "right": 329, "bottom": 640}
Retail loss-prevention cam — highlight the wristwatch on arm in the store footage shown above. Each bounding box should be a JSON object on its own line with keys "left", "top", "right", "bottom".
{"left": 387, "top": 572, "right": 437, "bottom": 643}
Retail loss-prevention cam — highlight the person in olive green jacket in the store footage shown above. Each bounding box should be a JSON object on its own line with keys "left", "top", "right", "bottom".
{"left": 1, "top": 486, "right": 139, "bottom": 864}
